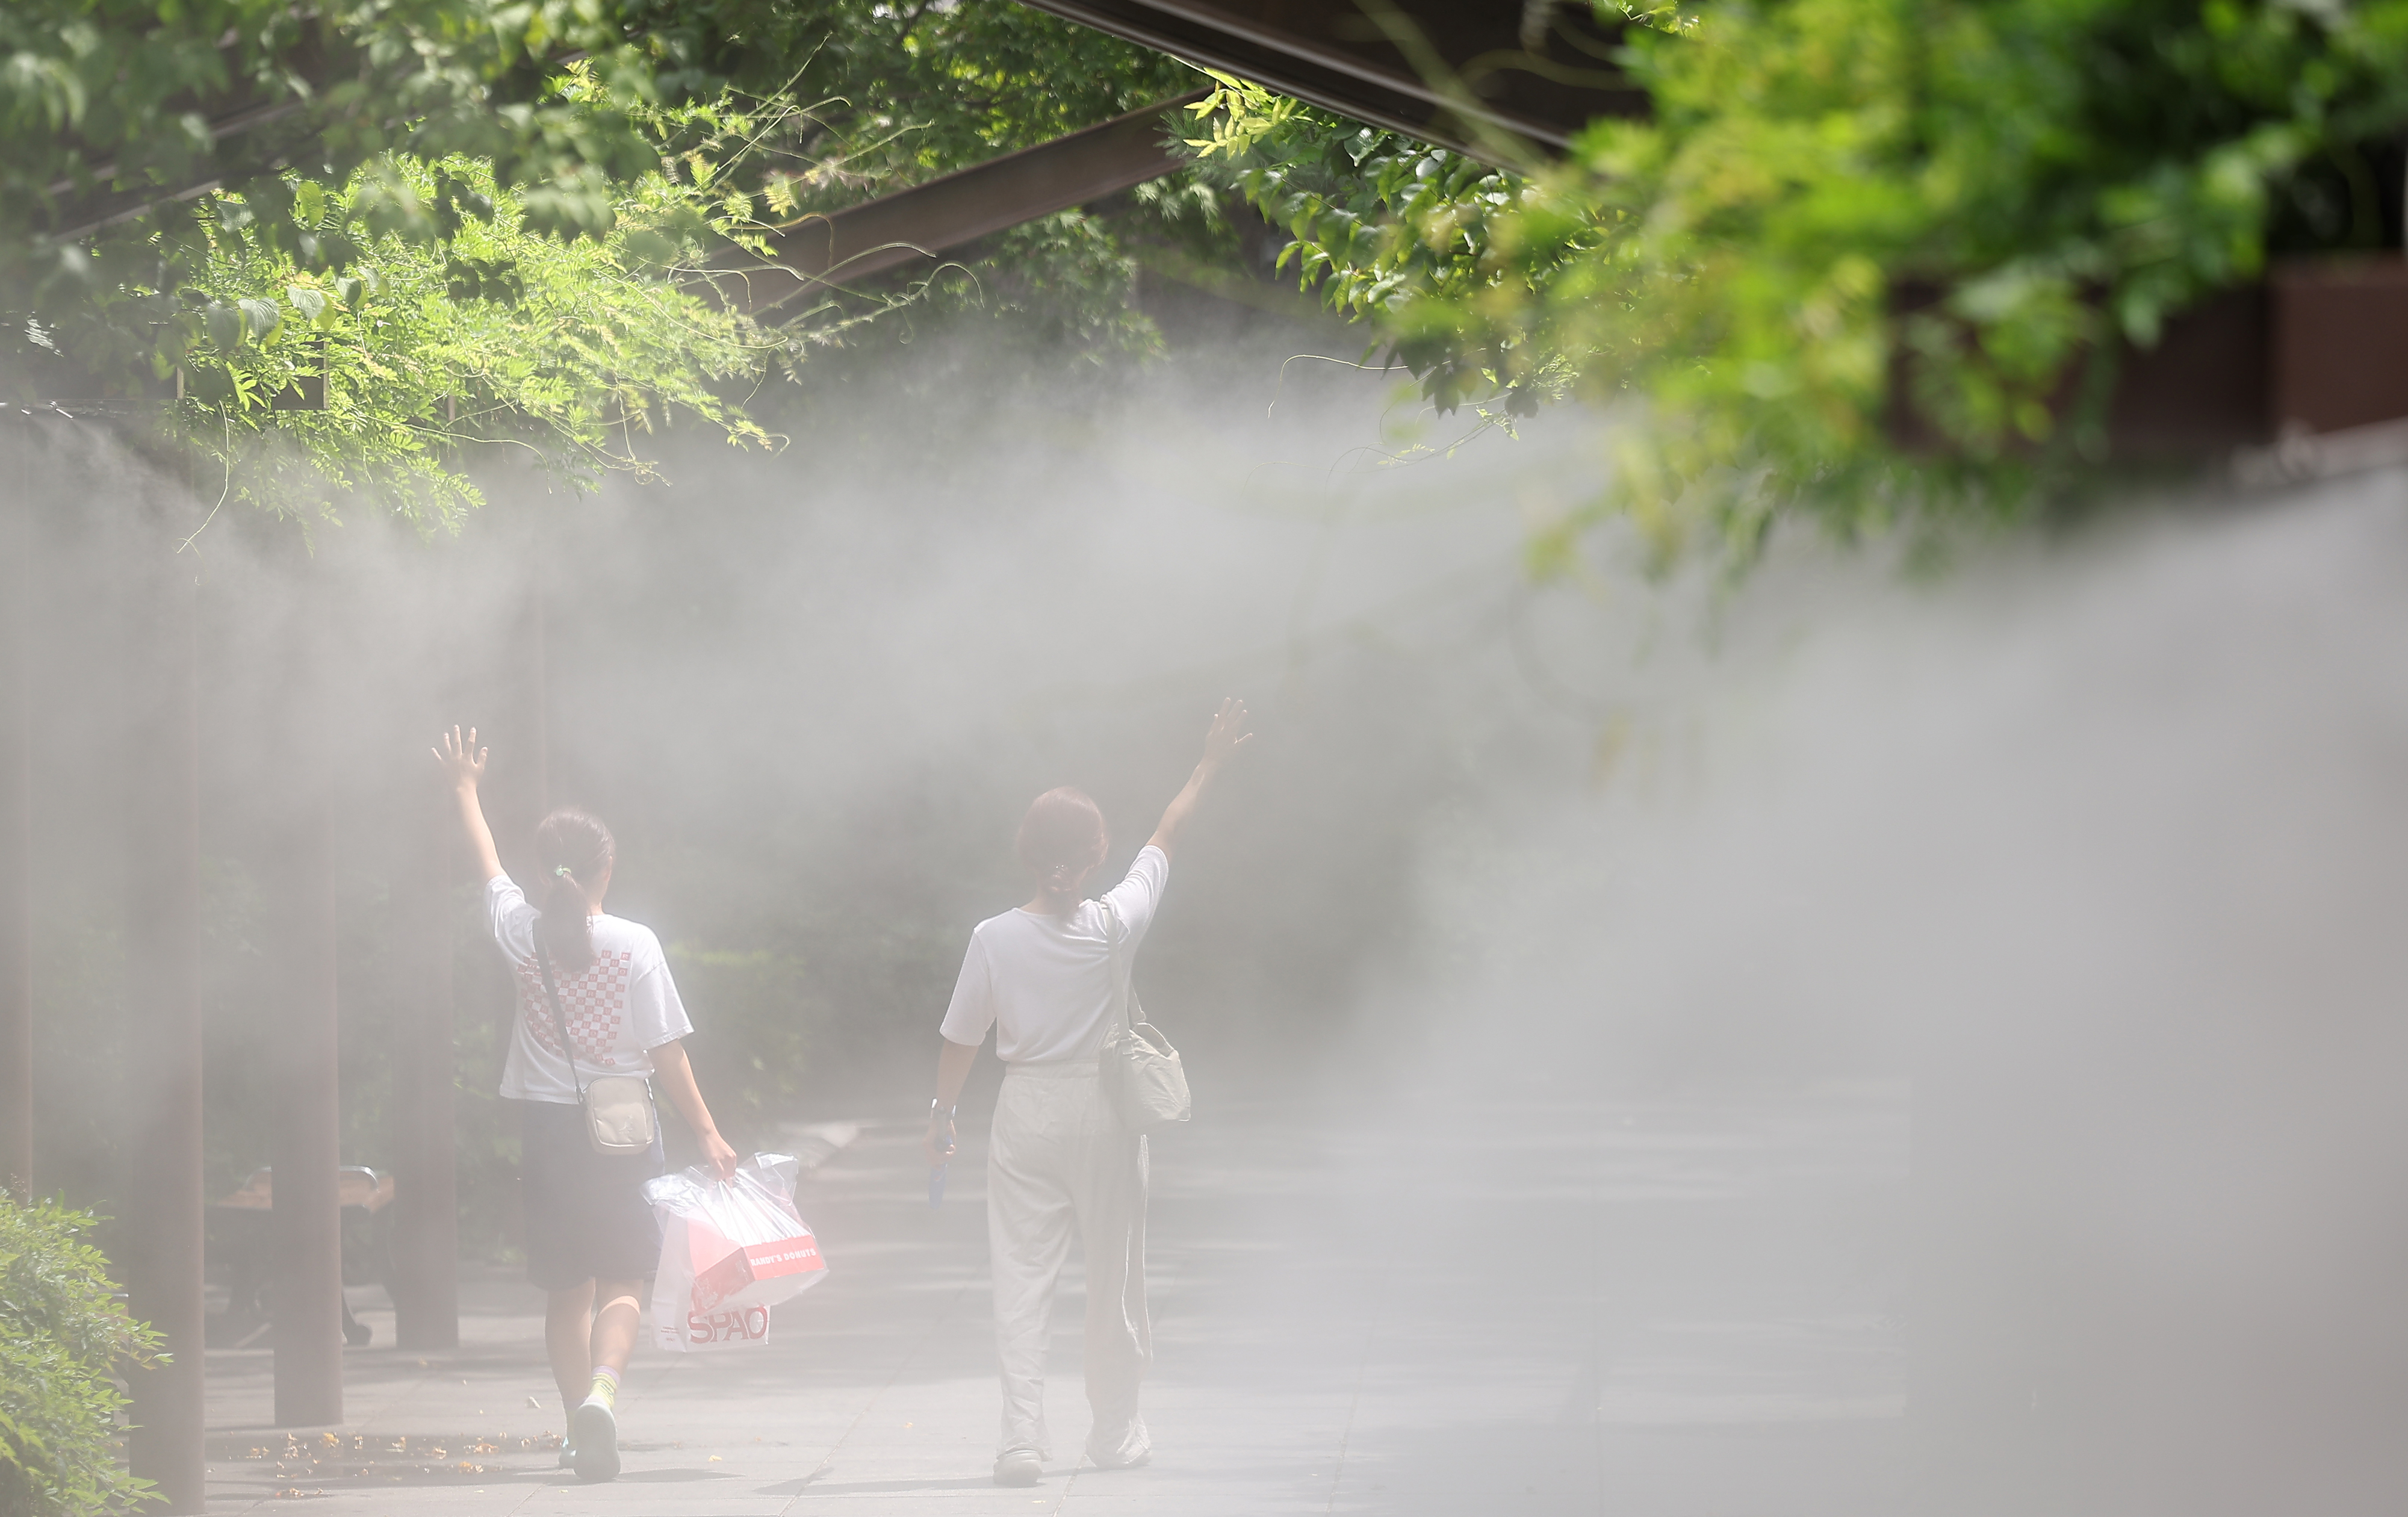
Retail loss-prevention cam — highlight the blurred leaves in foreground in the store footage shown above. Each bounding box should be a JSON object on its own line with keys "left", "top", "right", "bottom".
{"left": 1182, "top": 0, "right": 2408, "bottom": 559}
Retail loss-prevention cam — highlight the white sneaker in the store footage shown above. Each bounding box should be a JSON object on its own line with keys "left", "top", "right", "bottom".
{"left": 993, "top": 1448, "right": 1043, "bottom": 1486}
{"left": 557, "top": 1444, "right": 576, "bottom": 1470}
{"left": 571, "top": 1400, "right": 620, "bottom": 1482}
{"left": 1087, "top": 1418, "right": 1152, "bottom": 1469}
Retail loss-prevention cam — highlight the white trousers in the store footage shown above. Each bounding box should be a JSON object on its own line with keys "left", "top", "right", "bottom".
{"left": 986, "top": 1058, "right": 1152, "bottom": 1462}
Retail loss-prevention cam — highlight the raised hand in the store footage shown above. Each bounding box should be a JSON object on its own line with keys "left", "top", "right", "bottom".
{"left": 1199, "top": 696, "right": 1254, "bottom": 772}
{"left": 435, "top": 726, "right": 504, "bottom": 883}
{"left": 1147, "top": 698, "right": 1254, "bottom": 861}
{"left": 433, "top": 725, "right": 488, "bottom": 792}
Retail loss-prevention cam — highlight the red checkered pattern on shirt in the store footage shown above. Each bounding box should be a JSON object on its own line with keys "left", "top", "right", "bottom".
{"left": 518, "top": 949, "right": 635, "bottom": 1067}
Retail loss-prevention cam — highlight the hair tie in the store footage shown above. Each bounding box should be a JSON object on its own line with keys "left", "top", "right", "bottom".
{"left": 554, "top": 865, "right": 576, "bottom": 880}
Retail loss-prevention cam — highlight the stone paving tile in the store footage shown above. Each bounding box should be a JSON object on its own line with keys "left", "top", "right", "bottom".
{"left": 203, "top": 1088, "right": 1907, "bottom": 1516}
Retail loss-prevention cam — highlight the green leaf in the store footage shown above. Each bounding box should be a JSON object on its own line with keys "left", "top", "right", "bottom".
{"left": 238, "top": 297, "right": 282, "bottom": 341}
{"left": 203, "top": 302, "right": 242, "bottom": 352}
{"left": 0, "top": 1196, "right": 163, "bottom": 1517}
{"left": 616, "top": 229, "right": 679, "bottom": 268}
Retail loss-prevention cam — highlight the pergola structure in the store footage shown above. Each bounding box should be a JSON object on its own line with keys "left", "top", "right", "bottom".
{"left": 6, "top": 4, "right": 2408, "bottom": 1513}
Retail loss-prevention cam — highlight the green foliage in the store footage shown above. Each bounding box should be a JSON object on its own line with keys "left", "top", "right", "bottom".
{"left": 0, "top": 0, "right": 674, "bottom": 278}
{"left": 5, "top": 2, "right": 1213, "bottom": 524}
{"left": 677, "top": 1, "right": 1209, "bottom": 372}
{"left": 166, "top": 150, "right": 777, "bottom": 529}
{"left": 1185, "top": 0, "right": 2408, "bottom": 557}
{"left": 905, "top": 211, "right": 1168, "bottom": 365}
{"left": 668, "top": 946, "right": 818, "bottom": 1139}
{"left": 1181, "top": 74, "right": 1556, "bottom": 412}
{"left": 2, "top": 0, "right": 1167, "bottom": 268}
{"left": 5, "top": 0, "right": 1202, "bottom": 385}
{"left": 741, "top": 0, "right": 1199, "bottom": 196}
{"left": 0, "top": 1197, "right": 161, "bottom": 1517}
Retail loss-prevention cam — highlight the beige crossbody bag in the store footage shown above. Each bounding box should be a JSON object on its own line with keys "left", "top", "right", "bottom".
{"left": 1098, "top": 896, "right": 1191, "bottom": 1132}
{"left": 536, "top": 944, "right": 660, "bottom": 1156}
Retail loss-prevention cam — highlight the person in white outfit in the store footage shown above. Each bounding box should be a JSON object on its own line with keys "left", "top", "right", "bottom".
{"left": 435, "top": 727, "right": 740, "bottom": 1484}
{"left": 927, "top": 698, "right": 1253, "bottom": 1488}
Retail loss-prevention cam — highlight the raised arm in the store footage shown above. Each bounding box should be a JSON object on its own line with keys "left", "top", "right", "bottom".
{"left": 433, "top": 725, "right": 504, "bottom": 884}
{"left": 1146, "top": 697, "right": 1254, "bottom": 861}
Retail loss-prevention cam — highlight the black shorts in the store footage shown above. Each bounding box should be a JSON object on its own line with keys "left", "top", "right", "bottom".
{"left": 517, "top": 1099, "right": 665, "bottom": 1291}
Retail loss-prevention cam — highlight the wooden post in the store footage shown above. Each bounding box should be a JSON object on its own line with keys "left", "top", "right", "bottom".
{"left": 392, "top": 808, "right": 459, "bottom": 1351}
{"left": 121, "top": 524, "right": 206, "bottom": 1513}
{"left": 0, "top": 436, "right": 32, "bottom": 1203}
{"left": 271, "top": 781, "right": 343, "bottom": 1426}
{"left": 529, "top": 572, "right": 548, "bottom": 819}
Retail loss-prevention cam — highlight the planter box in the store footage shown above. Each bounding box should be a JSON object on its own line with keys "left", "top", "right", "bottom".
{"left": 2112, "top": 258, "right": 2408, "bottom": 456}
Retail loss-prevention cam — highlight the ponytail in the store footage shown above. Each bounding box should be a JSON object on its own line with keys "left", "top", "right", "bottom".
{"left": 1016, "top": 787, "right": 1108, "bottom": 915}
{"left": 534, "top": 807, "right": 614, "bottom": 973}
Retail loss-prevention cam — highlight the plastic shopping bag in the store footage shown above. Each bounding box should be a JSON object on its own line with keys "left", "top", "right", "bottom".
{"left": 642, "top": 1153, "right": 827, "bottom": 1352}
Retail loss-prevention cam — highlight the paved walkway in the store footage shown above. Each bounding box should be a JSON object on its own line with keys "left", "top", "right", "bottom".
{"left": 200, "top": 1086, "right": 1907, "bottom": 1515}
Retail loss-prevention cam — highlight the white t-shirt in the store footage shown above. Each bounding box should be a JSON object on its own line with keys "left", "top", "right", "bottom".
{"left": 939, "top": 845, "right": 1168, "bottom": 1064}
{"left": 488, "top": 873, "right": 694, "bottom": 1103}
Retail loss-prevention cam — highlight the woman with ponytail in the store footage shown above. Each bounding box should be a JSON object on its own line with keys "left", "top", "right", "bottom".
{"left": 928, "top": 698, "right": 1253, "bottom": 1488}
{"left": 434, "top": 727, "right": 738, "bottom": 1484}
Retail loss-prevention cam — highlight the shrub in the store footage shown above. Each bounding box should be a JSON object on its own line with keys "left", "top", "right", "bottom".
{"left": 0, "top": 1197, "right": 160, "bottom": 1517}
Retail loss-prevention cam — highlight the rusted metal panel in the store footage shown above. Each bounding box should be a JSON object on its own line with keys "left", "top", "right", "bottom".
{"left": 1891, "top": 274, "right": 2364, "bottom": 461}
{"left": 2107, "top": 285, "right": 2272, "bottom": 456}
{"left": 2106, "top": 261, "right": 2408, "bottom": 457}
{"left": 733, "top": 93, "right": 1205, "bottom": 315}
{"left": 1013, "top": 0, "right": 1647, "bottom": 160}
{"left": 2270, "top": 259, "right": 2408, "bottom": 436}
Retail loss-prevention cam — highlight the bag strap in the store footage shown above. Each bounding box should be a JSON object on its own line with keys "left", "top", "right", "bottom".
{"left": 533, "top": 940, "right": 588, "bottom": 1105}
{"left": 1099, "top": 896, "right": 1134, "bottom": 1040}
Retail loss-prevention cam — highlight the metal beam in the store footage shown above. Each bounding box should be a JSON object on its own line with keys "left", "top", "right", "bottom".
{"left": 731, "top": 92, "right": 1206, "bottom": 315}
{"left": 1012, "top": 0, "right": 1647, "bottom": 161}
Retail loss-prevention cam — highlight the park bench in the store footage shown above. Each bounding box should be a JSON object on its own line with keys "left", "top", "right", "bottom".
{"left": 209, "top": 1165, "right": 395, "bottom": 1349}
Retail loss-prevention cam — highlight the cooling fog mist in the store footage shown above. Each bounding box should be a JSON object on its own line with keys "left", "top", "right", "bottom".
{"left": 14, "top": 322, "right": 2408, "bottom": 1514}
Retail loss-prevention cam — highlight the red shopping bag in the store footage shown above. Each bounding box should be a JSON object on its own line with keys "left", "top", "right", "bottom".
{"left": 644, "top": 1153, "right": 827, "bottom": 1353}
{"left": 691, "top": 1226, "right": 825, "bottom": 1314}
